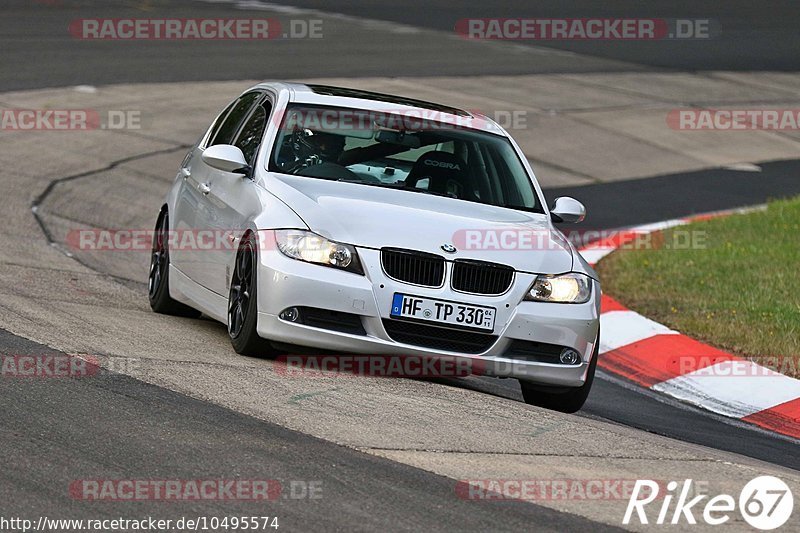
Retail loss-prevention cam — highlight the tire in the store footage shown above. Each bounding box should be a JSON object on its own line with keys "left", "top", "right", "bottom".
{"left": 148, "top": 209, "right": 202, "bottom": 318}
{"left": 227, "top": 232, "right": 276, "bottom": 357}
{"left": 519, "top": 335, "right": 599, "bottom": 413}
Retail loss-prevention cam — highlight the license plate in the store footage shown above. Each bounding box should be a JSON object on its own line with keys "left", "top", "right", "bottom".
{"left": 390, "top": 293, "right": 496, "bottom": 333}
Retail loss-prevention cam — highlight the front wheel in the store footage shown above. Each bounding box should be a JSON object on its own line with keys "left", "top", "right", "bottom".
{"left": 519, "top": 336, "right": 598, "bottom": 413}
{"left": 228, "top": 232, "right": 276, "bottom": 358}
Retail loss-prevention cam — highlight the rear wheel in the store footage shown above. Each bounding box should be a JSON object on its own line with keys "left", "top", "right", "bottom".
{"left": 148, "top": 209, "right": 201, "bottom": 318}
{"left": 519, "top": 336, "right": 598, "bottom": 413}
{"left": 228, "top": 232, "right": 276, "bottom": 357}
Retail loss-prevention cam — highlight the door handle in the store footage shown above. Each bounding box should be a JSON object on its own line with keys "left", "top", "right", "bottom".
{"left": 180, "top": 168, "right": 191, "bottom": 180}
{"left": 198, "top": 183, "right": 211, "bottom": 195}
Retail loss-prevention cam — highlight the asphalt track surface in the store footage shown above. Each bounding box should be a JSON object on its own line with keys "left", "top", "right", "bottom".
{"left": 258, "top": 0, "right": 800, "bottom": 72}
{"left": 2, "top": 0, "right": 637, "bottom": 92}
{"left": 6, "top": 0, "right": 800, "bottom": 92}
{"left": 0, "top": 330, "right": 621, "bottom": 531}
{"left": 549, "top": 159, "right": 800, "bottom": 232}
{"left": 2, "top": 0, "right": 800, "bottom": 530}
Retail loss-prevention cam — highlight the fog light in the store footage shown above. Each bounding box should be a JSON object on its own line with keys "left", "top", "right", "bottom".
{"left": 280, "top": 307, "right": 300, "bottom": 322}
{"left": 559, "top": 348, "right": 580, "bottom": 365}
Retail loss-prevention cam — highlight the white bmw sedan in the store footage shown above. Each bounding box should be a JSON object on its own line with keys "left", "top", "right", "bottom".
{"left": 149, "top": 82, "right": 600, "bottom": 412}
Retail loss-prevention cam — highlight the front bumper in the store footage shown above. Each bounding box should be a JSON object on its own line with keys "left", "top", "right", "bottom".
{"left": 256, "top": 246, "right": 600, "bottom": 387}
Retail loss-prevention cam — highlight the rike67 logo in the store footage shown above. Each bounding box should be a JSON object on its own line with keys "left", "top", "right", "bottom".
{"left": 624, "top": 476, "right": 793, "bottom": 530}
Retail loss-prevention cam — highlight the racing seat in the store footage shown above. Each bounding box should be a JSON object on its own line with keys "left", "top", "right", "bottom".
{"left": 404, "top": 151, "right": 476, "bottom": 200}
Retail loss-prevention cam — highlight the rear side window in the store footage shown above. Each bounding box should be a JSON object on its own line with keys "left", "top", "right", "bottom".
{"left": 234, "top": 101, "right": 273, "bottom": 165}
{"left": 209, "top": 92, "right": 261, "bottom": 147}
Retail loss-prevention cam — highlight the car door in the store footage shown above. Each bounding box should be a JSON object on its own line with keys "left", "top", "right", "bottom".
{"left": 186, "top": 90, "right": 263, "bottom": 291}
{"left": 170, "top": 99, "right": 236, "bottom": 275}
{"left": 205, "top": 95, "right": 274, "bottom": 296}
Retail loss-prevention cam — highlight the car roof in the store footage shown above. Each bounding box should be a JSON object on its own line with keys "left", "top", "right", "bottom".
{"left": 251, "top": 81, "right": 506, "bottom": 135}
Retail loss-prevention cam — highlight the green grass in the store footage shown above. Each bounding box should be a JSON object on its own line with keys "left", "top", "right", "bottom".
{"left": 596, "top": 196, "right": 800, "bottom": 374}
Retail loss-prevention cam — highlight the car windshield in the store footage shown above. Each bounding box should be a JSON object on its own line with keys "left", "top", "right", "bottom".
{"left": 269, "top": 104, "right": 543, "bottom": 213}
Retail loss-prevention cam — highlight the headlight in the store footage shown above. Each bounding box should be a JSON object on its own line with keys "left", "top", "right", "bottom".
{"left": 526, "top": 273, "right": 592, "bottom": 303}
{"left": 274, "top": 230, "right": 363, "bottom": 274}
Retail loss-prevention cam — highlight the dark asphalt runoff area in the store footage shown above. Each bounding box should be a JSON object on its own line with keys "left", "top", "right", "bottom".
{"left": 264, "top": 0, "right": 800, "bottom": 72}
{"left": 5, "top": 0, "right": 800, "bottom": 92}
{"left": 0, "top": 329, "right": 622, "bottom": 532}
{"left": 1, "top": 0, "right": 636, "bottom": 92}
{"left": 453, "top": 374, "right": 800, "bottom": 473}
{"left": 546, "top": 159, "right": 800, "bottom": 232}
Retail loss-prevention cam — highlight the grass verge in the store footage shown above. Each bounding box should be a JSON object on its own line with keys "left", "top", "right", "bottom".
{"left": 596, "top": 196, "right": 800, "bottom": 376}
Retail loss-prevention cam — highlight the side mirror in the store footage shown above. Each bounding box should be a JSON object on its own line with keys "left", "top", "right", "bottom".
{"left": 202, "top": 144, "right": 250, "bottom": 175}
{"left": 550, "top": 196, "right": 586, "bottom": 224}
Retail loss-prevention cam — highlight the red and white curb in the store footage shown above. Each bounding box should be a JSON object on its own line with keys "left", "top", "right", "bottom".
{"left": 578, "top": 207, "right": 800, "bottom": 440}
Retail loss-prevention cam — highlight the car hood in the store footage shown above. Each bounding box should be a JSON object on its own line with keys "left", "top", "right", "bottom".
{"left": 268, "top": 173, "right": 574, "bottom": 274}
